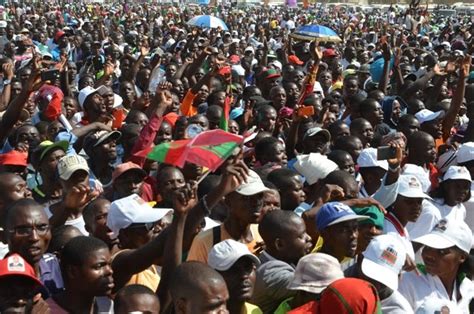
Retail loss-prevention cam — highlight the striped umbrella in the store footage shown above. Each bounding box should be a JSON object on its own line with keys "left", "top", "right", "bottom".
{"left": 290, "top": 25, "right": 341, "bottom": 43}
{"left": 187, "top": 15, "right": 228, "bottom": 31}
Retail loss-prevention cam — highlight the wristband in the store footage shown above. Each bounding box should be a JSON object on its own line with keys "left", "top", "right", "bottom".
{"left": 3, "top": 79, "right": 11, "bottom": 85}
{"left": 388, "top": 165, "right": 400, "bottom": 172}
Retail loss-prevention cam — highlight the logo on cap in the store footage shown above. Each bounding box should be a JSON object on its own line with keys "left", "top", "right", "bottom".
{"left": 7, "top": 255, "right": 25, "bottom": 272}
{"left": 408, "top": 177, "right": 420, "bottom": 188}
{"left": 433, "top": 219, "right": 448, "bottom": 232}
{"left": 380, "top": 246, "right": 397, "bottom": 267}
{"left": 333, "top": 203, "right": 351, "bottom": 213}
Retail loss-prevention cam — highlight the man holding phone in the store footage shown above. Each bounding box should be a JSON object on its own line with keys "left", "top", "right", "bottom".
{"left": 357, "top": 145, "right": 402, "bottom": 209}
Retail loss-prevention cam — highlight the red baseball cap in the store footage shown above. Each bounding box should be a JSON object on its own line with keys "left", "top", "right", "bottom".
{"left": 0, "top": 254, "right": 44, "bottom": 288}
{"left": 323, "top": 48, "right": 337, "bottom": 58}
{"left": 218, "top": 66, "right": 232, "bottom": 77}
{"left": 54, "top": 30, "right": 66, "bottom": 42}
{"left": 288, "top": 55, "right": 304, "bottom": 65}
{"left": 229, "top": 55, "right": 240, "bottom": 64}
{"left": 0, "top": 150, "right": 28, "bottom": 167}
{"left": 112, "top": 162, "right": 147, "bottom": 182}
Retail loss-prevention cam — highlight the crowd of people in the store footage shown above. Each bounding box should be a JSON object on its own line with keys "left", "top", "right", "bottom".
{"left": 0, "top": 0, "right": 473, "bottom": 313}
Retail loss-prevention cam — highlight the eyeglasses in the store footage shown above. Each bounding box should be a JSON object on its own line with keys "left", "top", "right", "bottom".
{"left": 9, "top": 224, "right": 50, "bottom": 237}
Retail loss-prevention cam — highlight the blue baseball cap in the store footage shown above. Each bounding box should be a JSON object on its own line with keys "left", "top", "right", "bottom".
{"left": 316, "top": 202, "right": 369, "bottom": 231}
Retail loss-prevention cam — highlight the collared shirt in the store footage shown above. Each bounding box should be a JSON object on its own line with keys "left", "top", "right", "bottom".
{"left": 38, "top": 253, "right": 65, "bottom": 297}
{"left": 399, "top": 268, "right": 474, "bottom": 313}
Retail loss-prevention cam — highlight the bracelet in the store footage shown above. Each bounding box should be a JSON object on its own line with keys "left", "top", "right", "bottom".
{"left": 201, "top": 194, "right": 211, "bottom": 216}
{"left": 388, "top": 165, "right": 400, "bottom": 172}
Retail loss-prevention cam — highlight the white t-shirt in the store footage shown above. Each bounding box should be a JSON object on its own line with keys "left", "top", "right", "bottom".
{"left": 43, "top": 206, "right": 89, "bottom": 236}
{"left": 381, "top": 290, "right": 413, "bottom": 314}
{"left": 430, "top": 198, "right": 467, "bottom": 222}
{"left": 399, "top": 270, "right": 474, "bottom": 313}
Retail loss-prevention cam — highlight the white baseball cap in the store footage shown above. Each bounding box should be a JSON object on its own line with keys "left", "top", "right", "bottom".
{"left": 107, "top": 194, "right": 173, "bottom": 238}
{"left": 402, "top": 164, "right": 431, "bottom": 193}
{"left": 436, "top": 149, "right": 458, "bottom": 174}
{"left": 414, "top": 109, "right": 444, "bottom": 124}
{"left": 288, "top": 253, "right": 344, "bottom": 294}
{"left": 415, "top": 297, "right": 458, "bottom": 314}
{"left": 442, "top": 165, "right": 472, "bottom": 182}
{"left": 293, "top": 153, "right": 338, "bottom": 185}
{"left": 303, "top": 127, "right": 331, "bottom": 142}
{"left": 357, "top": 148, "right": 388, "bottom": 171}
{"left": 244, "top": 46, "right": 255, "bottom": 54}
{"left": 57, "top": 154, "right": 90, "bottom": 181}
{"left": 397, "top": 175, "right": 432, "bottom": 200}
{"left": 78, "top": 85, "right": 108, "bottom": 109}
{"left": 208, "top": 239, "right": 260, "bottom": 271}
{"left": 457, "top": 142, "right": 474, "bottom": 164}
{"left": 361, "top": 234, "right": 406, "bottom": 290}
{"left": 413, "top": 217, "right": 473, "bottom": 254}
{"left": 235, "top": 169, "right": 270, "bottom": 196}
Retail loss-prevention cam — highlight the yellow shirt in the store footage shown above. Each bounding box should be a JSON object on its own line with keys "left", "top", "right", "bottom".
{"left": 243, "top": 302, "right": 263, "bottom": 314}
{"left": 113, "top": 250, "right": 161, "bottom": 292}
{"left": 187, "top": 224, "right": 263, "bottom": 263}
{"left": 312, "top": 236, "right": 352, "bottom": 264}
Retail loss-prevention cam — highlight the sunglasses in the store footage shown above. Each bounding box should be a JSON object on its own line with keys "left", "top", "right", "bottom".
{"left": 126, "top": 222, "right": 156, "bottom": 231}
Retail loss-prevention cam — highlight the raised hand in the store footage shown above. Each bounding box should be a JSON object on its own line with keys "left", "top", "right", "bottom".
{"left": 140, "top": 45, "right": 150, "bottom": 57}
{"left": 24, "top": 55, "right": 44, "bottom": 92}
{"left": 103, "top": 61, "right": 115, "bottom": 77}
{"left": 2, "top": 62, "right": 14, "bottom": 80}
{"left": 219, "top": 160, "right": 250, "bottom": 196}
{"left": 460, "top": 54, "right": 471, "bottom": 78}
{"left": 172, "top": 183, "right": 198, "bottom": 216}
{"left": 63, "top": 183, "right": 99, "bottom": 211}
{"left": 157, "top": 89, "right": 173, "bottom": 108}
{"left": 387, "top": 142, "right": 403, "bottom": 169}
{"left": 157, "top": 81, "right": 173, "bottom": 92}
{"left": 310, "top": 41, "right": 323, "bottom": 63}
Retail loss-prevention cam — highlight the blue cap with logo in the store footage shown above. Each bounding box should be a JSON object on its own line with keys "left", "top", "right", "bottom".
{"left": 316, "top": 202, "right": 369, "bottom": 232}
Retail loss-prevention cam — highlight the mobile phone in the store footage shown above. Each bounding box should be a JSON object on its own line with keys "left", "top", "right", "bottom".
{"left": 377, "top": 146, "right": 397, "bottom": 160}
{"left": 41, "top": 69, "right": 60, "bottom": 81}
{"left": 297, "top": 106, "right": 315, "bottom": 117}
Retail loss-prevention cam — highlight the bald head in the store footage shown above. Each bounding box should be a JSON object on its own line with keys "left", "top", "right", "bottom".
{"left": 170, "top": 262, "right": 228, "bottom": 314}
{"left": 170, "top": 262, "right": 225, "bottom": 298}
{"left": 259, "top": 210, "right": 302, "bottom": 243}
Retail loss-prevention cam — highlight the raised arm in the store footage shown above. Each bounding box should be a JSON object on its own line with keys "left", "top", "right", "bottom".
{"left": 0, "top": 62, "right": 14, "bottom": 112}
{"left": 0, "top": 58, "right": 42, "bottom": 145}
{"left": 443, "top": 56, "right": 470, "bottom": 141}
{"left": 379, "top": 42, "right": 391, "bottom": 95}
{"left": 156, "top": 184, "right": 196, "bottom": 309}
